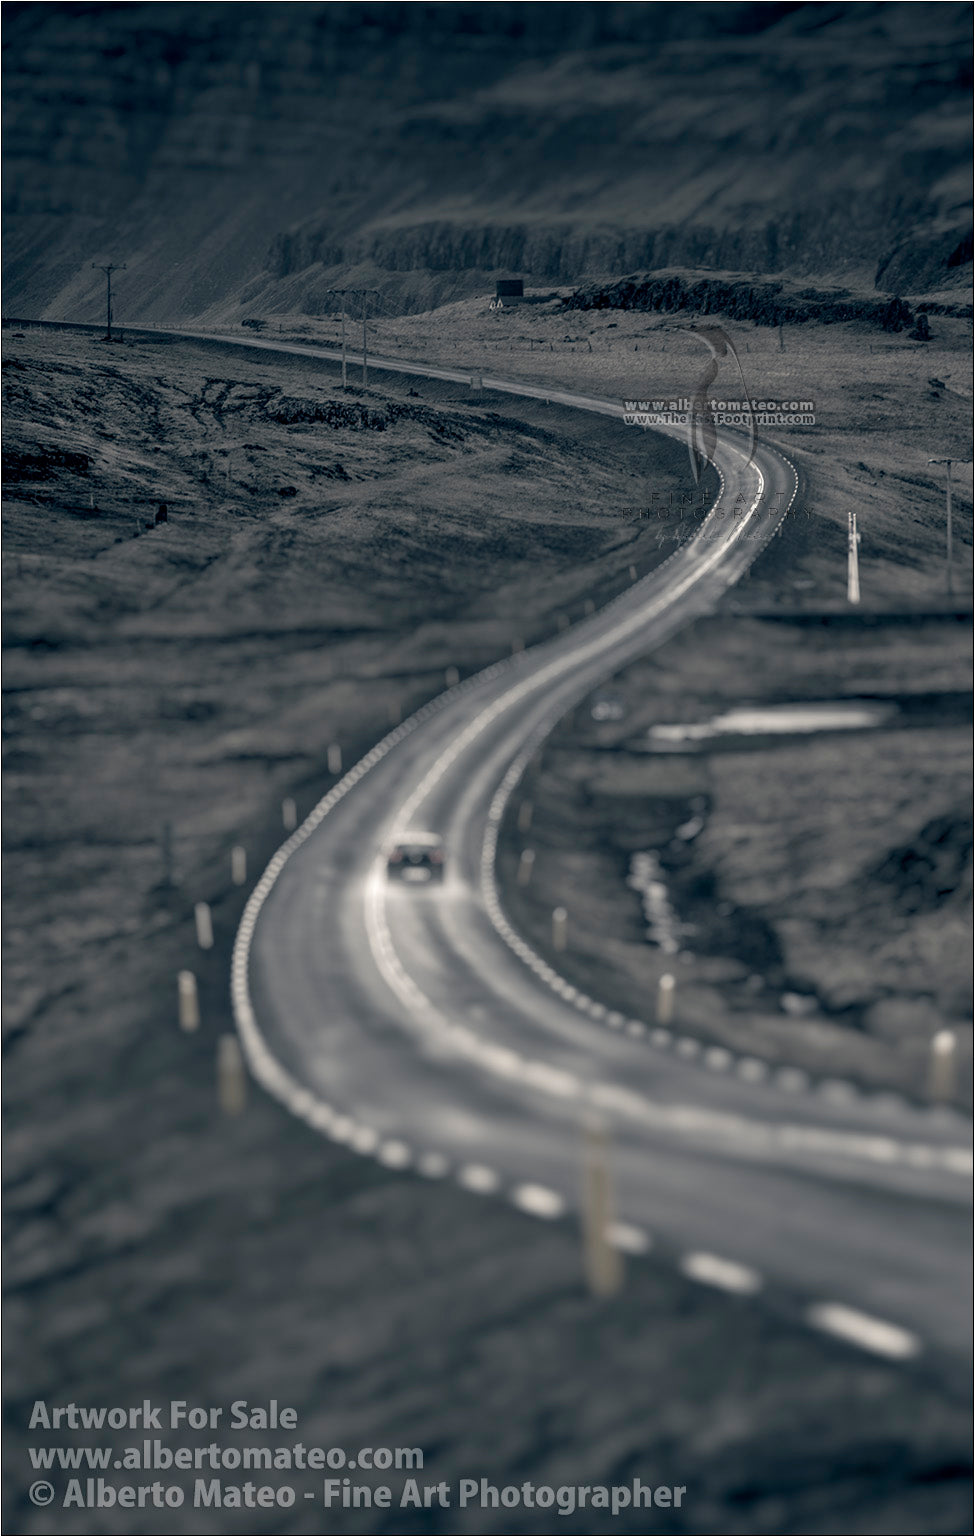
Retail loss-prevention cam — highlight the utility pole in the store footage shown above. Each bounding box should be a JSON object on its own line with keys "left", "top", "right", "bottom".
{"left": 928, "top": 458, "right": 955, "bottom": 596}
{"left": 847, "top": 507, "right": 860, "bottom": 604}
{"left": 92, "top": 262, "right": 126, "bottom": 341}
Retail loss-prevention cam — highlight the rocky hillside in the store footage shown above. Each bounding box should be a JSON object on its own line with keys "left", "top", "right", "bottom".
{"left": 3, "top": 2, "right": 972, "bottom": 324}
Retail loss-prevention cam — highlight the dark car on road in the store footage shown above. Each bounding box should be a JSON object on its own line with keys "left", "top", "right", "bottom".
{"left": 386, "top": 831, "right": 445, "bottom": 884}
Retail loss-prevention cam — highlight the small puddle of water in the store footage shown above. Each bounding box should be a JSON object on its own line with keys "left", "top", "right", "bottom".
{"left": 649, "top": 699, "right": 896, "bottom": 744}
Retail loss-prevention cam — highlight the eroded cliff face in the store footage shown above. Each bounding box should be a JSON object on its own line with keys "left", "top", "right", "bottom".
{"left": 3, "top": 1, "right": 971, "bottom": 322}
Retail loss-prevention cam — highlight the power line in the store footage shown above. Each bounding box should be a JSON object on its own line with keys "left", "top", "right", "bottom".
{"left": 325, "top": 285, "right": 381, "bottom": 386}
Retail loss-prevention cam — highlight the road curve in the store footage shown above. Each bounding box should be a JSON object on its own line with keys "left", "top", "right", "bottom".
{"left": 28, "top": 321, "right": 964, "bottom": 1371}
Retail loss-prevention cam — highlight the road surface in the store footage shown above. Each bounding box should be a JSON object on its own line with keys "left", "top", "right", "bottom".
{"left": 16, "top": 321, "right": 967, "bottom": 1374}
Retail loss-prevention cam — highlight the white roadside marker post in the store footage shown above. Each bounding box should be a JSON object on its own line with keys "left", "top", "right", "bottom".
{"left": 657, "top": 972, "right": 676, "bottom": 1026}
{"left": 194, "top": 902, "right": 214, "bottom": 951}
{"left": 177, "top": 970, "right": 200, "bottom": 1032}
{"left": 231, "top": 846, "right": 247, "bottom": 886}
{"left": 217, "top": 1034, "right": 247, "bottom": 1116}
{"left": 517, "top": 849, "right": 536, "bottom": 887}
{"left": 581, "top": 1122, "right": 624, "bottom": 1298}
{"left": 445, "top": 665, "right": 460, "bottom": 687}
{"left": 281, "top": 797, "right": 298, "bottom": 832}
{"left": 847, "top": 509, "right": 861, "bottom": 604}
{"left": 552, "top": 906, "right": 568, "bottom": 951}
{"left": 517, "top": 799, "right": 534, "bottom": 833}
{"left": 928, "top": 1029, "right": 957, "bottom": 1100}
{"left": 327, "top": 743, "right": 342, "bottom": 776}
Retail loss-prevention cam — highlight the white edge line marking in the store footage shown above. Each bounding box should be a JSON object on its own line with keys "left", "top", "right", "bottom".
{"left": 511, "top": 1183, "right": 566, "bottom": 1219}
{"left": 807, "top": 1302, "right": 920, "bottom": 1360}
{"left": 458, "top": 1164, "right": 501, "bottom": 1194}
{"left": 681, "top": 1251, "right": 763, "bottom": 1295}
{"left": 606, "top": 1221, "right": 653, "bottom": 1255}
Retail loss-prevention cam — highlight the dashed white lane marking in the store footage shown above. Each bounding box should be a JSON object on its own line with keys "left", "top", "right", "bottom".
{"left": 458, "top": 1164, "right": 501, "bottom": 1194}
{"left": 511, "top": 1183, "right": 566, "bottom": 1219}
{"left": 676, "top": 1037, "right": 701, "bottom": 1059}
{"left": 417, "top": 1152, "right": 450, "bottom": 1179}
{"left": 737, "top": 1058, "right": 769, "bottom": 1083}
{"left": 681, "top": 1251, "right": 764, "bottom": 1295}
{"left": 777, "top": 1067, "right": 809, "bottom": 1093}
{"left": 807, "top": 1302, "right": 920, "bottom": 1360}
{"left": 606, "top": 1221, "right": 652, "bottom": 1255}
{"left": 705, "top": 1047, "right": 733, "bottom": 1072}
{"left": 377, "top": 1139, "right": 412, "bottom": 1169}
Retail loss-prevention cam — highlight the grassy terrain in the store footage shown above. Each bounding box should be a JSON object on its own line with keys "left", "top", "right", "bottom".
{"left": 225, "top": 291, "right": 975, "bottom": 608}
{"left": 2, "top": 324, "right": 972, "bottom": 1535}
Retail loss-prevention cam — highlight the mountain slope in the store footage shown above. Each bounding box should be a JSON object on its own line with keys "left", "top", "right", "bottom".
{"left": 2, "top": 1, "right": 971, "bottom": 322}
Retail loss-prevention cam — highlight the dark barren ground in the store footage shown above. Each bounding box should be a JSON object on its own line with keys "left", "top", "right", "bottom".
{"left": 2, "top": 324, "right": 973, "bottom": 1535}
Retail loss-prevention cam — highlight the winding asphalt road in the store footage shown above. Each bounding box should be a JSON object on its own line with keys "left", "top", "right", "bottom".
{"left": 57, "top": 321, "right": 966, "bottom": 1375}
